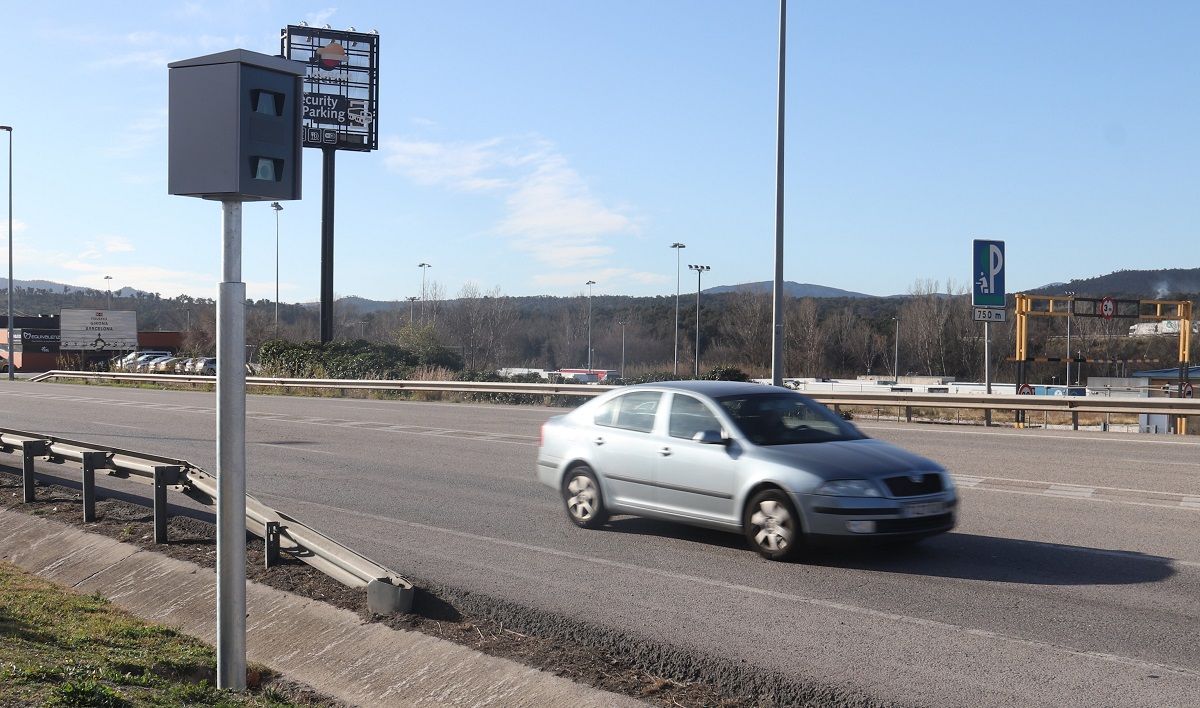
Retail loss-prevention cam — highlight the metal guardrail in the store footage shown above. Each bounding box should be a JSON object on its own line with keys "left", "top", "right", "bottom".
{"left": 29, "top": 370, "right": 614, "bottom": 397}
{"left": 26, "top": 369, "right": 1200, "bottom": 418}
{"left": 0, "top": 427, "right": 412, "bottom": 614}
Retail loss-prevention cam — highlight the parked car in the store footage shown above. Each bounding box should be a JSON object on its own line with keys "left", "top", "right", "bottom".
{"left": 136, "top": 355, "right": 173, "bottom": 373}
{"left": 198, "top": 358, "right": 217, "bottom": 375}
{"left": 537, "top": 380, "right": 957, "bottom": 561}
{"left": 119, "top": 351, "right": 170, "bottom": 372}
{"left": 152, "top": 357, "right": 184, "bottom": 374}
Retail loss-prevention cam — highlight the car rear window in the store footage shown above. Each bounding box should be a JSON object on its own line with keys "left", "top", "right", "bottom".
{"left": 718, "top": 392, "right": 862, "bottom": 445}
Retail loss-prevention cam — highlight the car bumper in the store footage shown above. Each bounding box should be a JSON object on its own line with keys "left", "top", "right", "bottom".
{"left": 796, "top": 492, "right": 957, "bottom": 540}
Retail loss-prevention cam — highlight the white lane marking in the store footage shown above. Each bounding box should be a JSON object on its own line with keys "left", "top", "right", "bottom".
{"left": 858, "top": 423, "right": 1200, "bottom": 447}
{"left": 953, "top": 476, "right": 984, "bottom": 487}
{"left": 254, "top": 442, "right": 340, "bottom": 457}
{"left": 1183, "top": 498, "right": 1200, "bottom": 510}
{"left": 1046, "top": 485, "right": 1095, "bottom": 499}
{"left": 89, "top": 421, "right": 141, "bottom": 430}
{"left": 953, "top": 473, "right": 1198, "bottom": 500}
{"left": 255, "top": 491, "right": 1200, "bottom": 680}
{"left": 960, "top": 485, "right": 1200, "bottom": 514}
{"left": 1117, "top": 458, "right": 1199, "bottom": 468}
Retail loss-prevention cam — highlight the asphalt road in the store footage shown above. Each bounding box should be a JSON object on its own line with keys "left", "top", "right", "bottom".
{"left": 4, "top": 381, "right": 1199, "bottom": 707}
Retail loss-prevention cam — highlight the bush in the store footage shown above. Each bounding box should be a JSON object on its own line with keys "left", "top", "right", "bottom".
{"left": 258, "top": 336, "right": 461, "bottom": 380}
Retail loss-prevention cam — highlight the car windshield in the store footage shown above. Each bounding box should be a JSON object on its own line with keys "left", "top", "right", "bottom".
{"left": 717, "top": 392, "right": 863, "bottom": 446}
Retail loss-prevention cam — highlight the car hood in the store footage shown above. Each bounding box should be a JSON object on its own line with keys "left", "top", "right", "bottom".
{"left": 750, "top": 438, "right": 942, "bottom": 480}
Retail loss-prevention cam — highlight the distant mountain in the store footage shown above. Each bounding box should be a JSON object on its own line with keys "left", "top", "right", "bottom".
{"left": 704, "top": 281, "right": 873, "bottom": 298}
{"left": 0, "top": 278, "right": 147, "bottom": 297}
{"left": 1028, "top": 268, "right": 1200, "bottom": 299}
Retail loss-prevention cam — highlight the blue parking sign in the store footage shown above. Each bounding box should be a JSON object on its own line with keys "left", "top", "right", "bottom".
{"left": 972, "top": 240, "right": 1005, "bottom": 307}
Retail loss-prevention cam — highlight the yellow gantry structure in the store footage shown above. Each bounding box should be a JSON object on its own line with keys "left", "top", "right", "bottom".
{"left": 1013, "top": 294, "right": 1193, "bottom": 433}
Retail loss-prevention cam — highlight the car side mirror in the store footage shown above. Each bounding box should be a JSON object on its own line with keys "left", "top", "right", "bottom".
{"left": 692, "top": 429, "right": 728, "bottom": 445}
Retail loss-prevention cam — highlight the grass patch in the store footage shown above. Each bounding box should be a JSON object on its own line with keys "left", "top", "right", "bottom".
{"left": 0, "top": 561, "right": 314, "bottom": 706}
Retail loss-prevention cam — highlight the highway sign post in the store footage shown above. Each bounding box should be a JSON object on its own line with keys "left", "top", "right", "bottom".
{"left": 973, "top": 239, "right": 1006, "bottom": 403}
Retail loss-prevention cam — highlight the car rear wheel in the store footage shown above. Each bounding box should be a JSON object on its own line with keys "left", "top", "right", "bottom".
{"left": 745, "top": 489, "right": 802, "bottom": 561}
{"left": 562, "top": 466, "right": 608, "bottom": 529}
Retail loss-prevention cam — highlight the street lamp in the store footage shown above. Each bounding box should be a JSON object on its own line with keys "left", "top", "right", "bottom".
{"left": 671, "top": 242, "right": 685, "bottom": 375}
{"left": 688, "top": 264, "right": 710, "bottom": 377}
{"left": 892, "top": 316, "right": 900, "bottom": 380}
{"left": 1064, "top": 290, "right": 1075, "bottom": 387}
{"left": 357, "top": 320, "right": 367, "bottom": 339}
{"left": 2, "top": 125, "right": 11, "bottom": 380}
{"left": 418, "top": 263, "right": 431, "bottom": 322}
{"left": 586, "top": 280, "right": 596, "bottom": 371}
{"left": 104, "top": 275, "right": 113, "bottom": 309}
{"left": 405, "top": 296, "right": 418, "bottom": 326}
{"left": 270, "top": 202, "right": 282, "bottom": 338}
{"left": 617, "top": 320, "right": 627, "bottom": 379}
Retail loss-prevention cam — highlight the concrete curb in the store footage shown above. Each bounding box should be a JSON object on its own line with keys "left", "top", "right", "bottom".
{"left": 0, "top": 507, "right": 643, "bottom": 707}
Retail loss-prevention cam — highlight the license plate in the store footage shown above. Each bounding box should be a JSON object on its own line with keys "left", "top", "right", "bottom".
{"left": 903, "top": 501, "right": 943, "bottom": 517}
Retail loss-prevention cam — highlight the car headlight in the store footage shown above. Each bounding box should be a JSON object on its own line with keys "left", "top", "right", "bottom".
{"left": 814, "top": 479, "right": 882, "bottom": 497}
{"left": 941, "top": 472, "right": 956, "bottom": 491}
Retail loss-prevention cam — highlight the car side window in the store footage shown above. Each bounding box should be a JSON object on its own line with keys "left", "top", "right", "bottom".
{"left": 669, "top": 394, "right": 722, "bottom": 440}
{"left": 594, "top": 391, "right": 662, "bottom": 433}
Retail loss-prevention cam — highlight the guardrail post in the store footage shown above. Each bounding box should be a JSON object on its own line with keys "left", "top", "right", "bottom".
{"left": 984, "top": 409, "right": 992, "bottom": 427}
{"left": 905, "top": 406, "right": 912, "bottom": 423}
{"left": 22, "top": 441, "right": 49, "bottom": 503}
{"left": 80, "top": 451, "right": 107, "bottom": 522}
{"left": 1072, "top": 412, "right": 1079, "bottom": 431}
{"left": 264, "top": 521, "right": 281, "bottom": 568}
{"left": 152, "top": 466, "right": 179, "bottom": 544}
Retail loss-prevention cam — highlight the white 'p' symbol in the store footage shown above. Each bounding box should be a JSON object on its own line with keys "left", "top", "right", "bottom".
{"left": 988, "top": 244, "right": 1003, "bottom": 293}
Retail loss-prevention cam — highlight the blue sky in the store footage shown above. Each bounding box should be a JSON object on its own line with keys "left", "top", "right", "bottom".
{"left": 2, "top": 1, "right": 1196, "bottom": 302}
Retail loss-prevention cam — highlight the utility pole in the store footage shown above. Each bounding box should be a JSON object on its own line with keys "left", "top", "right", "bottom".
{"left": 689, "top": 264, "right": 710, "bottom": 377}
{"left": 586, "top": 280, "right": 596, "bottom": 371}
{"left": 271, "top": 202, "right": 282, "bottom": 338}
{"left": 770, "top": 0, "right": 788, "bottom": 387}
{"left": 671, "top": 242, "right": 685, "bottom": 375}
{"left": 418, "top": 263, "right": 431, "bottom": 322}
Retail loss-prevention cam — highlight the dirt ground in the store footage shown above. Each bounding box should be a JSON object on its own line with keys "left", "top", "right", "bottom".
{"left": 0, "top": 465, "right": 892, "bottom": 708}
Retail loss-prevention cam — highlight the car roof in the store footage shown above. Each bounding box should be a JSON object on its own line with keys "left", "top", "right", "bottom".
{"left": 627, "top": 380, "right": 782, "bottom": 398}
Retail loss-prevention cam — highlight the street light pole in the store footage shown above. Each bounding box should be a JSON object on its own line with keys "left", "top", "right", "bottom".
{"left": 617, "top": 320, "right": 626, "bottom": 379}
{"left": 671, "top": 242, "right": 685, "bottom": 375}
{"left": 770, "top": 0, "right": 787, "bottom": 387}
{"left": 1065, "top": 290, "right": 1075, "bottom": 387}
{"left": 689, "top": 264, "right": 710, "bottom": 377}
{"left": 104, "top": 275, "right": 113, "bottom": 309}
{"left": 271, "top": 202, "right": 282, "bottom": 338}
{"left": 2, "top": 125, "right": 12, "bottom": 380}
{"left": 418, "top": 263, "right": 431, "bottom": 322}
{"left": 893, "top": 316, "right": 900, "bottom": 380}
{"left": 406, "top": 296, "right": 418, "bottom": 326}
{"left": 586, "top": 280, "right": 596, "bottom": 371}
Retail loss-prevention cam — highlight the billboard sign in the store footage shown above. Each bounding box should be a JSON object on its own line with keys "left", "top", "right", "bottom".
{"left": 972, "top": 239, "right": 1005, "bottom": 308}
{"left": 282, "top": 25, "right": 379, "bottom": 152}
{"left": 18, "top": 328, "right": 60, "bottom": 353}
{"left": 60, "top": 309, "right": 138, "bottom": 350}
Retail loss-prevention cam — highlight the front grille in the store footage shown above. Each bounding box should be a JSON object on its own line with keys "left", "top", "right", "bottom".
{"left": 875, "top": 513, "right": 954, "bottom": 534}
{"left": 882, "top": 473, "right": 943, "bottom": 497}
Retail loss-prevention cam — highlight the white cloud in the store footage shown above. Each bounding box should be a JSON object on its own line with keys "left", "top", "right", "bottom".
{"left": 306, "top": 8, "right": 339, "bottom": 26}
{"left": 103, "top": 236, "right": 136, "bottom": 253}
{"left": 383, "top": 134, "right": 640, "bottom": 277}
{"left": 102, "top": 108, "right": 167, "bottom": 158}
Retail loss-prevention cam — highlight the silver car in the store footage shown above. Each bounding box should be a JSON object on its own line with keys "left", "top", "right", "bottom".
{"left": 537, "top": 380, "right": 957, "bottom": 561}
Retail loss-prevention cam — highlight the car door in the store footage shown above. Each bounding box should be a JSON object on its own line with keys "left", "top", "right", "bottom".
{"left": 654, "top": 392, "right": 740, "bottom": 525}
{"left": 588, "top": 390, "right": 664, "bottom": 511}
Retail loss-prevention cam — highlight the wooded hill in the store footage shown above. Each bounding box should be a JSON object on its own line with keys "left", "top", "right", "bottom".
{"left": 6, "top": 268, "right": 1196, "bottom": 383}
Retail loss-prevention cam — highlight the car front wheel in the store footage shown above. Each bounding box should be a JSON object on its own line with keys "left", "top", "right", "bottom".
{"left": 562, "top": 466, "right": 608, "bottom": 529}
{"left": 745, "top": 489, "right": 803, "bottom": 561}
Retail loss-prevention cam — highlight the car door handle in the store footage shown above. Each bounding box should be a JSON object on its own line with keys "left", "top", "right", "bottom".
{"left": 593, "top": 436, "right": 605, "bottom": 446}
{"left": 658, "top": 446, "right": 672, "bottom": 457}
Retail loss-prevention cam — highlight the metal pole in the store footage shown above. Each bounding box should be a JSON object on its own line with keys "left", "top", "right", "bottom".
{"left": 618, "top": 320, "right": 626, "bottom": 378}
{"left": 770, "top": 0, "right": 787, "bottom": 387}
{"left": 695, "top": 268, "right": 702, "bottom": 377}
{"left": 319, "top": 148, "right": 336, "bottom": 344}
{"left": 3, "top": 126, "right": 12, "bottom": 380}
{"left": 671, "top": 242, "right": 684, "bottom": 375}
{"left": 217, "top": 200, "right": 246, "bottom": 690}
{"left": 586, "top": 280, "right": 595, "bottom": 371}
{"left": 419, "top": 263, "right": 431, "bottom": 322}
{"left": 984, "top": 321, "right": 991, "bottom": 394}
{"left": 1065, "top": 291, "right": 1074, "bottom": 387}
{"left": 893, "top": 317, "right": 900, "bottom": 380}
{"left": 271, "top": 202, "right": 282, "bottom": 338}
